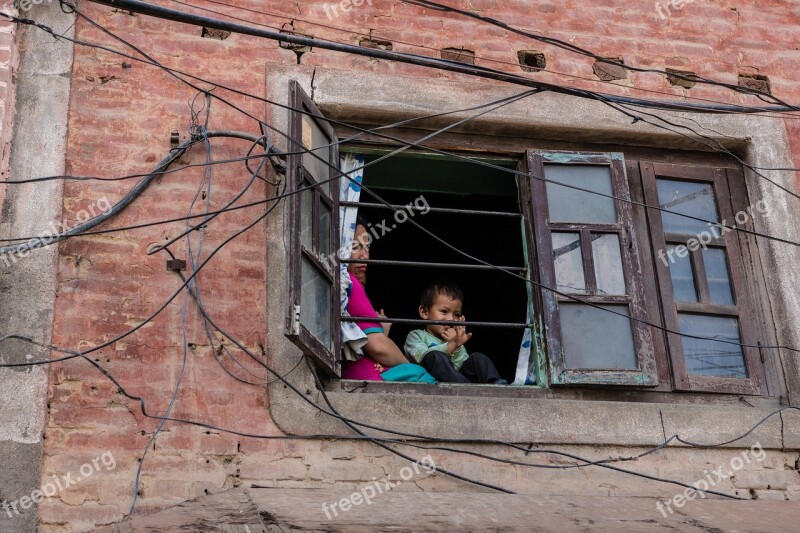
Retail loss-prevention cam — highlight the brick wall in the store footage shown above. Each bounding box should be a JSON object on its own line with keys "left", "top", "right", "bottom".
{"left": 35, "top": 1, "right": 800, "bottom": 530}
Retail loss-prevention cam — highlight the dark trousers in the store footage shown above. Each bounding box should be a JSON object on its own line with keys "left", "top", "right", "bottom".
{"left": 420, "top": 351, "right": 504, "bottom": 384}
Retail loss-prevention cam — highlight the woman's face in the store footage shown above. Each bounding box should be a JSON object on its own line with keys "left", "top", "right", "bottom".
{"left": 348, "top": 224, "right": 370, "bottom": 284}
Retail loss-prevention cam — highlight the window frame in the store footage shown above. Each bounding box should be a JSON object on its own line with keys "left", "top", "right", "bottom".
{"left": 320, "top": 141, "right": 773, "bottom": 395}
{"left": 526, "top": 151, "right": 659, "bottom": 387}
{"left": 285, "top": 81, "right": 341, "bottom": 376}
{"left": 640, "top": 162, "right": 766, "bottom": 395}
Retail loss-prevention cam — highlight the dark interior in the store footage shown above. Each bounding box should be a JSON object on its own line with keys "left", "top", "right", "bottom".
{"left": 354, "top": 151, "right": 530, "bottom": 381}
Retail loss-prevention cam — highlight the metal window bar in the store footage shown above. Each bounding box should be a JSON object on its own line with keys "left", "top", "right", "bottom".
{"left": 341, "top": 201, "right": 522, "bottom": 218}
{"left": 341, "top": 200, "right": 530, "bottom": 334}
{"left": 341, "top": 258, "right": 528, "bottom": 272}
{"left": 342, "top": 316, "right": 532, "bottom": 328}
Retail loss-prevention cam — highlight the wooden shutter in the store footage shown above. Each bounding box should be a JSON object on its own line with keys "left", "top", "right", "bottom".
{"left": 285, "top": 81, "right": 341, "bottom": 376}
{"left": 528, "top": 151, "right": 657, "bottom": 386}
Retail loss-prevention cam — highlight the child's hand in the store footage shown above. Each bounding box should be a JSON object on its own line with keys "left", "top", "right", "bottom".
{"left": 444, "top": 316, "right": 472, "bottom": 355}
{"left": 454, "top": 315, "right": 472, "bottom": 347}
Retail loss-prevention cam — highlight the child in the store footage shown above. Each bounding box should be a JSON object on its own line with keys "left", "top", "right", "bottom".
{"left": 404, "top": 281, "right": 507, "bottom": 384}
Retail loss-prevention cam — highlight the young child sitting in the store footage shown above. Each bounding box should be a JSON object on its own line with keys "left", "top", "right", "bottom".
{"left": 404, "top": 281, "right": 507, "bottom": 384}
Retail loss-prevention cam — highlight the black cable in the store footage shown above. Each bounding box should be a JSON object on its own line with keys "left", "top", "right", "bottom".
{"left": 401, "top": 0, "right": 799, "bottom": 111}
{"left": 9, "top": 2, "right": 800, "bottom": 234}
{"left": 1, "top": 4, "right": 792, "bottom": 492}
{"left": 175, "top": 0, "right": 800, "bottom": 123}
{"left": 63, "top": 5, "right": 800, "bottom": 241}
{"left": 595, "top": 96, "right": 800, "bottom": 201}
{"left": 69, "top": 0, "right": 800, "bottom": 114}
{"left": 0, "top": 292, "right": 778, "bottom": 501}
{"left": 2, "top": 104, "right": 797, "bottom": 363}
{"left": 0, "top": 131, "right": 270, "bottom": 255}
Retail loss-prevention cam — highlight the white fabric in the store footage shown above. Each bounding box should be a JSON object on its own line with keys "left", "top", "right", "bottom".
{"left": 512, "top": 307, "right": 535, "bottom": 385}
{"left": 339, "top": 154, "right": 368, "bottom": 361}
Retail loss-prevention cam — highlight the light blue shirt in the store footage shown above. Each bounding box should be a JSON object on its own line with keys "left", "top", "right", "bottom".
{"left": 404, "top": 329, "right": 469, "bottom": 371}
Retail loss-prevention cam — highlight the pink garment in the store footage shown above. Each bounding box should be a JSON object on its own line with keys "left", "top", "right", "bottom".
{"left": 342, "top": 273, "right": 385, "bottom": 381}
{"left": 342, "top": 356, "right": 386, "bottom": 381}
{"left": 347, "top": 273, "right": 384, "bottom": 334}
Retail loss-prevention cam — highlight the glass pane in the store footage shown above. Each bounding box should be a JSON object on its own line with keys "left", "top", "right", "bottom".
{"left": 559, "top": 303, "right": 637, "bottom": 369}
{"left": 320, "top": 203, "right": 332, "bottom": 257}
{"left": 679, "top": 314, "right": 746, "bottom": 378}
{"left": 657, "top": 179, "right": 718, "bottom": 235}
{"left": 544, "top": 164, "right": 616, "bottom": 224}
{"left": 592, "top": 234, "right": 625, "bottom": 295}
{"left": 552, "top": 232, "right": 586, "bottom": 293}
{"left": 300, "top": 187, "right": 313, "bottom": 250}
{"left": 301, "top": 114, "right": 331, "bottom": 186}
{"left": 301, "top": 258, "right": 332, "bottom": 350}
{"left": 703, "top": 248, "right": 734, "bottom": 305}
{"left": 667, "top": 245, "right": 698, "bottom": 302}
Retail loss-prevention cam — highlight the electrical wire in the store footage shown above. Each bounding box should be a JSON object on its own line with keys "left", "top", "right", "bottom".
{"left": 176, "top": 0, "right": 800, "bottom": 123}
{"left": 1, "top": 90, "right": 796, "bottom": 365}
{"left": 43, "top": 5, "right": 800, "bottom": 245}
{"left": 8, "top": 1, "right": 800, "bottom": 228}
{"left": 0, "top": 93, "right": 538, "bottom": 369}
{"left": 69, "top": 0, "right": 800, "bottom": 114}
{"left": 401, "top": 0, "right": 800, "bottom": 112}
{"left": 1, "top": 0, "right": 792, "bottom": 498}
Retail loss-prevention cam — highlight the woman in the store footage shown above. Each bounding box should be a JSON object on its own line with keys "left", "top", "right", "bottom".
{"left": 342, "top": 220, "right": 433, "bottom": 382}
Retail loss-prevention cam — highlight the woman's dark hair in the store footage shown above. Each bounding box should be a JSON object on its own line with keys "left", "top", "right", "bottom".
{"left": 419, "top": 281, "right": 464, "bottom": 309}
{"left": 355, "top": 214, "right": 369, "bottom": 229}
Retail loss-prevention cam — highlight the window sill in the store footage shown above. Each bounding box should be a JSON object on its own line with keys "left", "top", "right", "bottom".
{"left": 330, "top": 379, "right": 780, "bottom": 405}
{"left": 269, "top": 376, "right": 793, "bottom": 449}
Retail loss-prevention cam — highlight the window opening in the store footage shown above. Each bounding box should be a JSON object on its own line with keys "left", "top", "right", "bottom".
{"left": 340, "top": 149, "right": 533, "bottom": 383}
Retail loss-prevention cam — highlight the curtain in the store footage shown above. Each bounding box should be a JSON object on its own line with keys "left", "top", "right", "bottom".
{"left": 512, "top": 308, "right": 535, "bottom": 385}
{"left": 339, "top": 154, "right": 368, "bottom": 361}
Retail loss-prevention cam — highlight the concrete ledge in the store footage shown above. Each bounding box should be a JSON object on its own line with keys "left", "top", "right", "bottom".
{"left": 99, "top": 487, "right": 800, "bottom": 532}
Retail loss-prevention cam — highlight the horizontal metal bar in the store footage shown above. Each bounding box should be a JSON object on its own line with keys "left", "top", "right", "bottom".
{"left": 342, "top": 258, "right": 527, "bottom": 272}
{"left": 342, "top": 201, "right": 522, "bottom": 218}
{"left": 343, "top": 316, "right": 532, "bottom": 328}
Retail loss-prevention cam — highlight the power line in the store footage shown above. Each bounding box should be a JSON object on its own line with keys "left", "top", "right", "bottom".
{"left": 175, "top": 0, "right": 800, "bottom": 122}
{"left": 0, "top": 0, "right": 788, "bottom": 502}
{"left": 401, "top": 0, "right": 799, "bottom": 111}
{"left": 73, "top": 0, "right": 799, "bottom": 114}
{"left": 4, "top": 0, "right": 793, "bottom": 386}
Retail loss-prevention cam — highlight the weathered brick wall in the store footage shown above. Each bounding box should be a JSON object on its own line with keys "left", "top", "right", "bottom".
{"left": 0, "top": 10, "right": 16, "bottom": 217}
{"left": 35, "top": 1, "right": 800, "bottom": 530}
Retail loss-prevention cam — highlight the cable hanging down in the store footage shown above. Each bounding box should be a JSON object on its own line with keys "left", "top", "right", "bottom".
{"left": 0, "top": 0, "right": 797, "bottom": 504}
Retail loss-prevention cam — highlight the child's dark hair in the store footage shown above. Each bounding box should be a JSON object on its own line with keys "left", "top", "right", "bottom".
{"left": 419, "top": 281, "right": 464, "bottom": 309}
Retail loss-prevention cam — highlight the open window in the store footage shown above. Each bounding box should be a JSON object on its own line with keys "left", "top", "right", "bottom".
{"left": 282, "top": 79, "right": 772, "bottom": 395}
{"left": 285, "top": 81, "right": 341, "bottom": 375}
{"left": 527, "top": 151, "right": 658, "bottom": 386}
{"left": 341, "top": 149, "right": 533, "bottom": 383}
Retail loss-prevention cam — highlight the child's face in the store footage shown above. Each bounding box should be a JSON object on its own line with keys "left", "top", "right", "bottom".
{"left": 419, "top": 293, "right": 463, "bottom": 339}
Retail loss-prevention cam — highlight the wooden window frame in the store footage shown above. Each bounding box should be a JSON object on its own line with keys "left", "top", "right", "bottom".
{"left": 285, "top": 81, "right": 341, "bottom": 376}
{"left": 527, "top": 151, "right": 658, "bottom": 387}
{"left": 640, "top": 162, "right": 766, "bottom": 394}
